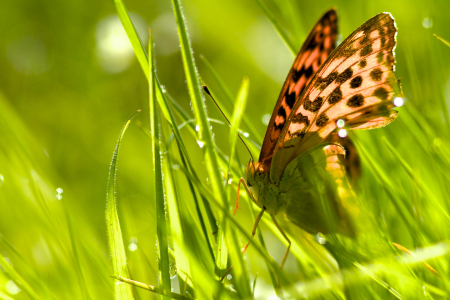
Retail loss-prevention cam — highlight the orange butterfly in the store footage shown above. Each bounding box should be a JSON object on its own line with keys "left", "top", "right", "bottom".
{"left": 236, "top": 9, "right": 401, "bottom": 268}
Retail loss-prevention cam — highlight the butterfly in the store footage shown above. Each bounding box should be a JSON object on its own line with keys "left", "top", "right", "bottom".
{"left": 236, "top": 9, "right": 401, "bottom": 269}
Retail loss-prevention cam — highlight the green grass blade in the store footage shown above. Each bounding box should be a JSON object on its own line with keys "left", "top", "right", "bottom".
{"left": 113, "top": 276, "right": 195, "bottom": 299}
{"left": 149, "top": 32, "right": 172, "bottom": 296}
{"left": 105, "top": 110, "right": 140, "bottom": 300}
{"left": 228, "top": 77, "right": 249, "bottom": 176}
{"left": 171, "top": 0, "right": 252, "bottom": 296}
{"left": 433, "top": 34, "right": 450, "bottom": 47}
{"left": 254, "top": 0, "right": 296, "bottom": 55}
{"left": 354, "top": 262, "right": 405, "bottom": 300}
{"left": 112, "top": 0, "right": 148, "bottom": 79}
{"left": 382, "top": 137, "right": 450, "bottom": 223}
{"left": 200, "top": 55, "right": 262, "bottom": 144}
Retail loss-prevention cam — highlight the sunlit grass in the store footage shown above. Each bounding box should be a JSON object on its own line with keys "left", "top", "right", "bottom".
{"left": 1, "top": 0, "right": 450, "bottom": 299}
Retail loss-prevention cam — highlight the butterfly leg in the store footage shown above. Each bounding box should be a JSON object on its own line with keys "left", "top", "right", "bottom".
{"left": 271, "top": 215, "right": 291, "bottom": 269}
{"left": 242, "top": 208, "right": 265, "bottom": 253}
{"left": 220, "top": 208, "right": 265, "bottom": 282}
{"left": 234, "top": 177, "right": 255, "bottom": 215}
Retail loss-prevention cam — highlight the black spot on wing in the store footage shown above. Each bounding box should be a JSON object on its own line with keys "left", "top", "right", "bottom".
{"left": 303, "top": 96, "right": 323, "bottom": 112}
{"left": 328, "top": 86, "right": 343, "bottom": 104}
{"left": 285, "top": 92, "right": 296, "bottom": 109}
{"left": 373, "top": 87, "right": 389, "bottom": 100}
{"left": 370, "top": 68, "right": 383, "bottom": 81}
{"left": 361, "top": 44, "right": 373, "bottom": 57}
{"left": 316, "top": 114, "right": 329, "bottom": 127}
{"left": 359, "top": 59, "right": 367, "bottom": 68}
{"left": 336, "top": 68, "right": 353, "bottom": 84}
{"left": 292, "top": 113, "right": 310, "bottom": 126}
{"left": 350, "top": 76, "right": 363, "bottom": 88}
{"left": 315, "top": 71, "right": 338, "bottom": 90}
{"left": 347, "top": 94, "right": 364, "bottom": 107}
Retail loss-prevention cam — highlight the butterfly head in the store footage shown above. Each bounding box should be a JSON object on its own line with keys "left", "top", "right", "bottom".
{"left": 245, "top": 160, "right": 267, "bottom": 185}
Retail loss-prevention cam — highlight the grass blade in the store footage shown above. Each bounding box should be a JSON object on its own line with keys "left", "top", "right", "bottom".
{"left": 254, "top": 0, "right": 296, "bottom": 55}
{"left": 106, "top": 110, "right": 140, "bottom": 300}
{"left": 228, "top": 77, "right": 249, "bottom": 177}
{"left": 171, "top": 0, "right": 252, "bottom": 296}
{"left": 113, "top": 276, "right": 195, "bottom": 299}
{"left": 433, "top": 34, "right": 450, "bottom": 47}
{"left": 112, "top": 0, "right": 148, "bottom": 79}
{"left": 149, "top": 32, "right": 172, "bottom": 296}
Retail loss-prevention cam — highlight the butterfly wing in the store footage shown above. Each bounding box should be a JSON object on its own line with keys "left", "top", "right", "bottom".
{"left": 271, "top": 13, "right": 400, "bottom": 181}
{"left": 280, "top": 143, "right": 357, "bottom": 235}
{"left": 258, "top": 9, "right": 338, "bottom": 172}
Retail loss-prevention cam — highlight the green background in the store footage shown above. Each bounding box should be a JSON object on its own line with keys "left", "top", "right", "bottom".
{"left": 0, "top": 0, "right": 449, "bottom": 299}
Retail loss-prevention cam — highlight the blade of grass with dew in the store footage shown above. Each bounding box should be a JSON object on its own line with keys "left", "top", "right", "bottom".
{"left": 171, "top": 0, "right": 252, "bottom": 296}
{"left": 175, "top": 163, "right": 292, "bottom": 286}
{"left": 106, "top": 110, "right": 140, "bottom": 300}
{"left": 156, "top": 84, "right": 219, "bottom": 253}
{"left": 138, "top": 98, "right": 218, "bottom": 268}
{"left": 149, "top": 32, "right": 171, "bottom": 297}
{"left": 159, "top": 113, "right": 195, "bottom": 294}
{"left": 152, "top": 88, "right": 218, "bottom": 268}
{"left": 228, "top": 77, "right": 249, "bottom": 182}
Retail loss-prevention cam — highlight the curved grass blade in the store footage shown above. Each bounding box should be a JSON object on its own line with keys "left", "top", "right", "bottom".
{"left": 112, "top": 0, "right": 148, "bottom": 79}
{"left": 106, "top": 110, "right": 140, "bottom": 300}
{"left": 171, "top": 0, "right": 252, "bottom": 296}
{"left": 149, "top": 32, "right": 171, "bottom": 296}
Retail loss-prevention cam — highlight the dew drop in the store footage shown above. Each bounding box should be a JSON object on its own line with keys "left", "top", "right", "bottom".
{"left": 338, "top": 129, "right": 347, "bottom": 138}
{"left": 315, "top": 232, "right": 326, "bottom": 245}
{"left": 262, "top": 114, "right": 271, "bottom": 125}
{"left": 228, "top": 178, "right": 233, "bottom": 185}
{"left": 243, "top": 132, "right": 249, "bottom": 137}
{"left": 336, "top": 119, "right": 345, "bottom": 128}
{"left": 197, "top": 140, "right": 204, "bottom": 148}
{"left": 226, "top": 274, "right": 232, "bottom": 280}
{"left": 393, "top": 97, "right": 404, "bottom": 107}
{"left": 128, "top": 238, "right": 138, "bottom": 251}
{"left": 422, "top": 17, "right": 433, "bottom": 29}
{"left": 195, "top": 125, "right": 200, "bottom": 132}
{"left": 172, "top": 164, "right": 180, "bottom": 170}
{"left": 0, "top": 174, "right": 4, "bottom": 186}
{"left": 56, "top": 187, "right": 63, "bottom": 200}
{"left": 5, "top": 280, "right": 20, "bottom": 295}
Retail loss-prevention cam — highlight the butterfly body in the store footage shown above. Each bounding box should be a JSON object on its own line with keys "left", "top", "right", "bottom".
{"left": 241, "top": 9, "right": 401, "bottom": 238}
{"left": 246, "top": 143, "right": 355, "bottom": 235}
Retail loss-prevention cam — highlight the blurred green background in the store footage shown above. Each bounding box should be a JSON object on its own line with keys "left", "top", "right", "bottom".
{"left": 1, "top": 0, "right": 450, "bottom": 299}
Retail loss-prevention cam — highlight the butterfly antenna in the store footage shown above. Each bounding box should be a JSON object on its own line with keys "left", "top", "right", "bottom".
{"left": 203, "top": 85, "right": 254, "bottom": 161}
